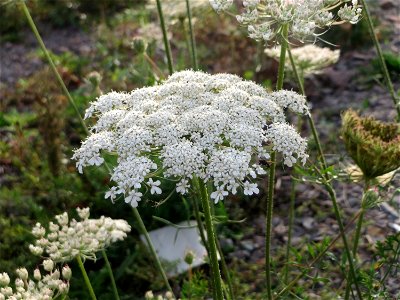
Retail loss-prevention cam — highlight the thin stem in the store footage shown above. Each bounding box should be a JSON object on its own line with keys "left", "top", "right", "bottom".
{"left": 265, "top": 24, "right": 288, "bottom": 300}
{"left": 143, "top": 53, "right": 165, "bottom": 79}
{"left": 344, "top": 180, "right": 370, "bottom": 299}
{"left": 287, "top": 44, "right": 363, "bottom": 300}
{"left": 326, "top": 185, "right": 363, "bottom": 300}
{"left": 76, "top": 256, "right": 97, "bottom": 300}
{"left": 102, "top": 250, "right": 120, "bottom": 300}
{"left": 132, "top": 207, "right": 174, "bottom": 296}
{"left": 283, "top": 51, "right": 304, "bottom": 284}
{"left": 360, "top": 0, "right": 400, "bottom": 121}
{"left": 190, "top": 196, "right": 216, "bottom": 300}
{"left": 192, "top": 177, "right": 224, "bottom": 300}
{"left": 283, "top": 179, "right": 296, "bottom": 284}
{"left": 215, "top": 227, "right": 235, "bottom": 300}
{"left": 20, "top": 1, "right": 88, "bottom": 134}
{"left": 156, "top": 0, "right": 174, "bottom": 75}
{"left": 185, "top": 0, "right": 199, "bottom": 70}
{"left": 265, "top": 151, "right": 277, "bottom": 300}
{"left": 275, "top": 209, "right": 362, "bottom": 298}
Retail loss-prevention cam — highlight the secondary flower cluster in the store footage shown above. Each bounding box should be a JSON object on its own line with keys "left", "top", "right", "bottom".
{"left": 0, "top": 263, "right": 70, "bottom": 300}
{"left": 210, "top": 0, "right": 362, "bottom": 42}
{"left": 265, "top": 44, "right": 340, "bottom": 76}
{"left": 73, "top": 70, "right": 309, "bottom": 206}
{"left": 29, "top": 208, "right": 131, "bottom": 262}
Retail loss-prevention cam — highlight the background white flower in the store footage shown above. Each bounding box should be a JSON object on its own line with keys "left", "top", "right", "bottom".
{"left": 210, "top": 0, "right": 362, "bottom": 42}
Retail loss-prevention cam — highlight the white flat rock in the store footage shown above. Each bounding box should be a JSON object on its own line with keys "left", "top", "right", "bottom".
{"left": 140, "top": 220, "right": 208, "bottom": 277}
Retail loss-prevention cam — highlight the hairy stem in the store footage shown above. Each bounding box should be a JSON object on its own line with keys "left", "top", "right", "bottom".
{"left": 360, "top": 0, "right": 400, "bottom": 121}
{"left": 156, "top": 0, "right": 174, "bottom": 75}
{"left": 76, "top": 256, "right": 97, "bottom": 300}
{"left": 192, "top": 177, "right": 224, "bottom": 300}
{"left": 102, "top": 250, "right": 120, "bottom": 300}
{"left": 185, "top": 0, "right": 199, "bottom": 70}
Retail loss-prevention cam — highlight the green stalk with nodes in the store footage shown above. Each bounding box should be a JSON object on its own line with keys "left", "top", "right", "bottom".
{"left": 20, "top": 1, "right": 174, "bottom": 296}
{"left": 286, "top": 44, "right": 363, "bottom": 299}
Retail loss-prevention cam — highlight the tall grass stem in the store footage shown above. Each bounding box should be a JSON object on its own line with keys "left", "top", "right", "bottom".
{"left": 20, "top": 1, "right": 88, "bottom": 134}
{"left": 360, "top": 0, "right": 400, "bottom": 121}
{"left": 185, "top": 0, "right": 199, "bottom": 70}
{"left": 76, "top": 256, "right": 97, "bottom": 300}
{"left": 156, "top": 0, "right": 174, "bottom": 75}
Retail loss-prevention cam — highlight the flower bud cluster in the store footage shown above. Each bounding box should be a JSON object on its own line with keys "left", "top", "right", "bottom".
{"left": 29, "top": 207, "right": 131, "bottom": 262}
{"left": 73, "top": 70, "right": 309, "bottom": 205}
{"left": 265, "top": 44, "right": 340, "bottom": 76}
{"left": 210, "top": 0, "right": 362, "bottom": 42}
{"left": 145, "top": 290, "right": 178, "bottom": 300}
{"left": 0, "top": 262, "right": 70, "bottom": 300}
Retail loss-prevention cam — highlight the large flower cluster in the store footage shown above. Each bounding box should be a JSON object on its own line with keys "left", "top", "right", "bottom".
{"left": 29, "top": 208, "right": 131, "bottom": 262}
{"left": 0, "top": 263, "right": 70, "bottom": 300}
{"left": 265, "top": 44, "right": 340, "bottom": 76}
{"left": 73, "top": 70, "right": 309, "bottom": 206}
{"left": 210, "top": 0, "right": 362, "bottom": 42}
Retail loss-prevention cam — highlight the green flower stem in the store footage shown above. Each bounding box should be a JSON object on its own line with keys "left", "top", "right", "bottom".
{"left": 287, "top": 44, "right": 363, "bottom": 300}
{"left": 192, "top": 196, "right": 235, "bottom": 299}
{"left": 156, "top": 0, "right": 174, "bottom": 75}
{"left": 102, "top": 250, "right": 120, "bottom": 300}
{"left": 275, "top": 209, "right": 362, "bottom": 298}
{"left": 283, "top": 48, "right": 305, "bottom": 284}
{"left": 185, "top": 0, "right": 199, "bottom": 70}
{"left": 190, "top": 196, "right": 216, "bottom": 300}
{"left": 20, "top": 1, "right": 88, "bottom": 135}
{"left": 76, "top": 256, "right": 97, "bottom": 300}
{"left": 283, "top": 179, "right": 296, "bottom": 284}
{"left": 192, "top": 177, "right": 224, "bottom": 300}
{"left": 360, "top": 0, "right": 400, "bottom": 121}
{"left": 132, "top": 207, "right": 174, "bottom": 296}
{"left": 265, "top": 24, "right": 288, "bottom": 300}
{"left": 344, "top": 180, "right": 370, "bottom": 299}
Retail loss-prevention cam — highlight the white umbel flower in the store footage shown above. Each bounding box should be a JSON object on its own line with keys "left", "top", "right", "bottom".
{"left": 210, "top": 0, "right": 362, "bottom": 42}
{"left": 0, "top": 263, "right": 70, "bottom": 300}
{"left": 29, "top": 208, "right": 131, "bottom": 262}
{"left": 73, "top": 70, "right": 308, "bottom": 204}
{"left": 265, "top": 45, "right": 340, "bottom": 76}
